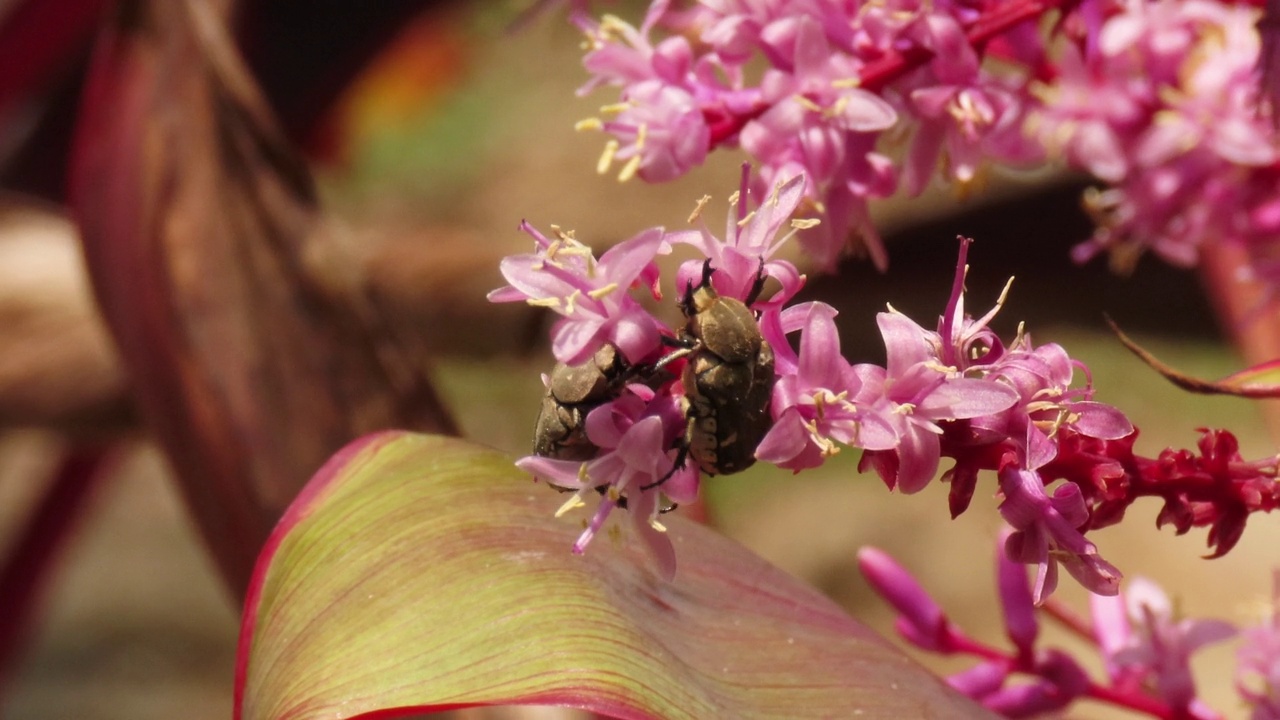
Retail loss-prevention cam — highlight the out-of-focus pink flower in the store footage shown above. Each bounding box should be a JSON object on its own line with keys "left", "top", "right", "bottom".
{"left": 1238, "top": 571, "right": 1280, "bottom": 719}
{"left": 1106, "top": 577, "right": 1236, "bottom": 711}
{"left": 1036, "top": 0, "right": 1280, "bottom": 281}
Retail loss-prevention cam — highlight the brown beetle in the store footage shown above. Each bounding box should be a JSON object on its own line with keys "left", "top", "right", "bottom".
{"left": 648, "top": 261, "right": 775, "bottom": 482}
{"left": 532, "top": 343, "right": 680, "bottom": 511}
{"left": 533, "top": 343, "right": 628, "bottom": 461}
{"left": 681, "top": 270, "right": 775, "bottom": 475}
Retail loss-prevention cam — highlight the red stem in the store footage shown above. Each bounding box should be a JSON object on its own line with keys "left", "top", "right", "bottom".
{"left": 1086, "top": 682, "right": 1179, "bottom": 719}
{"left": 0, "top": 446, "right": 115, "bottom": 694}
{"left": 861, "top": 0, "right": 1076, "bottom": 90}
{"left": 1040, "top": 596, "right": 1095, "bottom": 642}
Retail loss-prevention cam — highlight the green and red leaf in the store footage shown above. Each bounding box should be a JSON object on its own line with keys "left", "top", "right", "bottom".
{"left": 236, "top": 432, "right": 994, "bottom": 720}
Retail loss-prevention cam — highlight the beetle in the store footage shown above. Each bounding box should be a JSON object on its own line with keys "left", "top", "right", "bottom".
{"left": 533, "top": 343, "right": 628, "bottom": 461}
{"left": 649, "top": 260, "right": 776, "bottom": 482}
{"left": 532, "top": 343, "right": 681, "bottom": 512}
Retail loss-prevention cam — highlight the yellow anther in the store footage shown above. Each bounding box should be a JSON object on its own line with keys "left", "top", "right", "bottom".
{"left": 527, "top": 297, "right": 561, "bottom": 309}
{"left": 600, "top": 102, "right": 631, "bottom": 116}
{"left": 768, "top": 179, "right": 785, "bottom": 206}
{"left": 728, "top": 190, "right": 741, "bottom": 206}
{"left": 791, "top": 218, "right": 821, "bottom": 230}
{"left": 737, "top": 209, "right": 757, "bottom": 228}
{"left": 924, "top": 358, "right": 956, "bottom": 375}
{"left": 576, "top": 117, "right": 604, "bottom": 132}
{"left": 795, "top": 96, "right": 824, "bottom": 113}
{"left": 564, "top": 288, "right": 583, "bottom": 314}
{"left": 597, "top": 139, "right": 619, "bottom": 175}
{"left": 831, "top": 77, "right": 862, "bottom": 89}
{"left": 688, "top": 194, "right": 712, "bottom": 224}
{"left": 618, "top": 154, "right": 642, "bottom": 182}
{"left": 802, "top": 419, "right": 840, "bottom": 456}
{"left": 893, "top": 402, "right": 917, "bottom": 416}
{"left": 588, "top": 283, "right": 619, "bottom": 300}
{"left": 555, "top": 493, "right": 586, "bottom": 518}
{"left": 650, "top": 518, "right": 668, "bottom": 533}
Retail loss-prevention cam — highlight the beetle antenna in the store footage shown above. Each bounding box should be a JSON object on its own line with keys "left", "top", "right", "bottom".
{"left": 699, "top": 258, "right": 716, "bottom": 288}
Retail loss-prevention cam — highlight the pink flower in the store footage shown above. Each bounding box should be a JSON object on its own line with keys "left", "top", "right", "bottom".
{"left": 861, "top": 309, "right": 1020, "bottom": 494}
{"left": 1034, "top": 0, "right": 1280, "bottom": 277}
{"left": 1000, "top": 466, "right": 1122, "bottom": 603}
{"left": 489, "top": 222, "right": 669, "bottom": 365}
{"left": 666, "top": 169, "right": 810, "bottom": 309}
{"left": 756, "top": 302, "right": 897, "bottom": 471}
{"left": 516, "top": 385, "right": 697, "bottom": 578}
{"left": 1238, "top": 572, "right": 1280, "bottom": 719}
{"left": 1105, "top": 577, "right": 1236, "bottom": 711}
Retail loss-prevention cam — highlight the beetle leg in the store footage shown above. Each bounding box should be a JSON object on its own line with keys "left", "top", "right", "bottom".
{"left": 640, "top": 440, "right": 691, "bottom": 491}
{"left": 659, "top": 333, "right": 696, "bottom": 349}
{"left": 614, "top": 493, "right": 678, "bottom": 513}
{"left": 652, "top": 344, "right": 696, "bottom": 376}
{"left": 744, "top": 257, "right": 768, "bottom": 307}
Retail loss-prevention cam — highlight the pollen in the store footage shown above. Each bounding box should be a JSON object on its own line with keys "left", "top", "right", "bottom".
{"left": 791, "top": 218, "right": 821, "bottom": 230}
{"left": 737, "top": 209, "right": 757, "bottom": 227}
{"left": 575, "top": 117, "right": 604, "bottom": 132}
{"left": 650, "top": 518, "right": 668, "bottom": 533}
{"left": 527, "top": 297, "right": 561, "bottom": 309}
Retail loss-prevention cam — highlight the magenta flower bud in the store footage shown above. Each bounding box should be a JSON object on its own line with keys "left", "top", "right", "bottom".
{"left": 947, "top": 659, "right": 1010, "bottom": 699}
{"left": 857, "top": 547, "right": 950, "bottom": 651}
{"left": 996, "top": 530, "right": 1039, "bottom": 656}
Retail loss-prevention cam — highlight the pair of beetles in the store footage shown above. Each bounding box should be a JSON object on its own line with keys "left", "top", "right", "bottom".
{"left": 533, "top": 261, "right": 776, "bottom": 501}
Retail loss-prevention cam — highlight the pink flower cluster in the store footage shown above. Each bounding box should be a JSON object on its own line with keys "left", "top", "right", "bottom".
{"left": 492, "top": 169, "right": 1280, "bottom": 597}
{"left": 490, "top": 169, "right": 1138, "bottom": 590}
{"left": 569, "top": 0, "right": 1280, "bottom": 290}
{"left": 1035, "top": 0, "right": 1280, "bottom": 279}
{"left": 572, "top": 0, "right": 1052, "bottom": 271}
{"left": 860, "top": 540, "right": 1241, "bottom": 719}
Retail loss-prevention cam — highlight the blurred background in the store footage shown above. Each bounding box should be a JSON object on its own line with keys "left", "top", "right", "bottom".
{"left": 0, "top": 1, "right": 1274, "bottom": 718}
